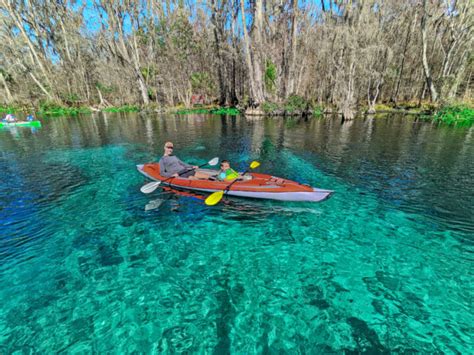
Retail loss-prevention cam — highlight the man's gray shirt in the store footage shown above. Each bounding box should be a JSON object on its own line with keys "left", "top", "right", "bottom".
{"left": 159, "top": 155, "right": 192, "bottom": 177}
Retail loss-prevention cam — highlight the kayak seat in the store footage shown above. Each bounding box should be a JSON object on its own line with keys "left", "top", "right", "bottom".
{"left": 267, "top": 178, "right": 285, "bottom": 186}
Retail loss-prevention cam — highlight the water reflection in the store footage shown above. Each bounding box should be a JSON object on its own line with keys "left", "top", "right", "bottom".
{"left": 1, "top": 112, "right": 473, "bottom": 233}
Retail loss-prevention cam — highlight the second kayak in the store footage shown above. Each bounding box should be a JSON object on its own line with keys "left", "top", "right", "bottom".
{"left": 0, "top": 121, "right": 42, "bottom": 128}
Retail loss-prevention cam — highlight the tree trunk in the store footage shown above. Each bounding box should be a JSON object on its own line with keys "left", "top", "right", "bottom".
{"left": 392, "top": 14, "right": 417, "bottom": 103}
{"left": 230, "top": 58, "right": 238, "bottom": 105}
{"left": 342, "top": 61, "right": 356, "bottom": 120}
{"left": 251, "top": 0, "right": 265, "bottom": 104}
{"left": 285, "top": 0, "right": 298, "bottom": 97}
{"left": 134, "top": 66, "right": 150, "bottom": 105}
{"left": 211, "top": 0, "right": 227, "bottom": 106}
{"left": 240, "top": 0, "right": 257, "bottom": 106}
{"left": 97, "top": 87, "right": 111, "bottom": 108}
{"left": 4, "top": 1, "right": 56, "bottom": 99}
{"left": 132, "top": 31, "right": 150, "bottom": 105}
{"left": 421, "top": 0, "right": 438, "bottom": 102}
{"left": 29, "top": 72, "right": 54, "bottom": 101}
{"left": 447, "top": 51, "right": 469, "bottom": 100}
{"left": 0, "top": 72, "right": 13, "bottom": 103}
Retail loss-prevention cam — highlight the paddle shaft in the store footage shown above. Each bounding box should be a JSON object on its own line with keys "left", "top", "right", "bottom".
{"left": 223, "top": 169, "right": 249, "bottom": 194}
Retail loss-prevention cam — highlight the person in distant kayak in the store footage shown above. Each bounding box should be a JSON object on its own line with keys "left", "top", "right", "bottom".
{"left": 26, "top": 115, "right": 34, "bottom": 121}
{"left": 217, "top": 160, "right": 239, "bottom": 181}
{"left": 4, "top": 114, "right": 16, "bottom": 122}
{"left": 159, "top": 141, "right": 209, "bottom": 179}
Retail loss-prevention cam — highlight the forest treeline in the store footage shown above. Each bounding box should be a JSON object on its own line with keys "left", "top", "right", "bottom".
{"left": 0, "top": 0, "right": 472, "bottom": 118}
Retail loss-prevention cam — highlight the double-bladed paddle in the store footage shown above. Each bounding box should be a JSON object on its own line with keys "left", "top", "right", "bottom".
{"left": 140, "top": 157, "right": 219, "bottom": 194}
{"left": 204, "top": 161, "right": 260, "bottom": 206}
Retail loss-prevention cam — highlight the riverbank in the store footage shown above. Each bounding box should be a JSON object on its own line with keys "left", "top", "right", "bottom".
{"left": 1, "top": 101, "right": 472, "bottom": 127}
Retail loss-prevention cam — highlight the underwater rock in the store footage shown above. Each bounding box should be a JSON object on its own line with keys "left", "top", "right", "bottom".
{"left": 145, "top": 199, "right": 164, "bottom": 211}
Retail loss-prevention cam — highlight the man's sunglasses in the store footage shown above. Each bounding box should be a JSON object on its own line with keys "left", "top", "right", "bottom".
{"left": 166, "top": 146, "right": 174, "bottom": 149}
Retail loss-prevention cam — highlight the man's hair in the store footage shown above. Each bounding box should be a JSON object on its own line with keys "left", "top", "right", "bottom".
{"left": 164, "top": 141, "right": 173, "bottom": 149}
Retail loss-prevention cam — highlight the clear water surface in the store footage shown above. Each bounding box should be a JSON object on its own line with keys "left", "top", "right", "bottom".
{"left": 0, "top": 113, "right": 472, "bottom": 353}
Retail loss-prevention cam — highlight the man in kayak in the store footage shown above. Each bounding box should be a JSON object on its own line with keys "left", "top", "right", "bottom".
{"left": 159, "top": 141, "right": 209, "bottom": 179}
{"left": 217, "top": 160, "right": 239, "bottom": 181}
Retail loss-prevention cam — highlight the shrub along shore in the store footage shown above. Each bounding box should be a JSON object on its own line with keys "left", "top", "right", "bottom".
{"left": 1, "top": 99, "right": 472, "bottom": 127}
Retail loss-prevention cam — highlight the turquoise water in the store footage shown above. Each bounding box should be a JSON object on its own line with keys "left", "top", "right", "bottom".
{"left": 0, "top": 113, "right": 472, "bottom": 353}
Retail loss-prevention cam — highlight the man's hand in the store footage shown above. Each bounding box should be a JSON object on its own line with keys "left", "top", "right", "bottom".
{"left": 192, "top": 165, "right": 198, "bottom": 169}
{"left": 172, "top": 173, "right": 179, "bottom": 177}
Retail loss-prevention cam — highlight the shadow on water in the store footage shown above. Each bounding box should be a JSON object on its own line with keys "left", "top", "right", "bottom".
{"left": 141, "top": 187, "right": 324, "bottom": 221}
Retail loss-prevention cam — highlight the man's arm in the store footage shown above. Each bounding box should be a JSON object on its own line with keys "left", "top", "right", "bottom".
{"left": 177, "top": 157, "right": 193, "bottom": 169}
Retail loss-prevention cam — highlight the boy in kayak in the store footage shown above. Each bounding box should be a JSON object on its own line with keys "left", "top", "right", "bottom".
{"left": 217, "top": 160, "right": 239, "bottom": 181}
{"left": 159, "top": 141, "right": 209, "bottom": 179}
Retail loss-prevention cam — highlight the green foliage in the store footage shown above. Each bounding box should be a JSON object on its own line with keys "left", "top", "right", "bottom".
{"left": 261, "top": 102, "right": 279, "bottom": 113}
{"left": 169, "top": 12, "right": 197, "bottom": 59}
{"left": 63, "top": 93, "right": 81, "bottom": 104}
{"left": 265, "top": 61, "right": 277, "bottom": 92}
{"left": 0, "top": 105, "right": 18, "bottom": 113}
{"left": 396, "top": 101, "right": 435, "bottom": 113}
{"left": 312, "top": 106, "right": 324, "bottom": 117}
{"left": 39, "top": 101, "right": 63, "bottom": 112}
{"left": 95, "top": 83, "right": 116, "bottom": 94}
{"left": 39, "top": 101, "right": 91, "bottom": 116}
{"left": 373, "top": 103, "right": 393, "bottom": 111}
{"left": 190, "top": 72, "right": 213, "bottom": 92}
{"left": 103, "top": 105, "right": 140, "bottom": 113}
{"left": 284, "top": 95, "right": 309, "bottom": 113}
{"left": 430, "top": 105, "right": 474, "bottom": 127}
{"left": 0, "top": 68, "right": 12, "bottom": 82}
{"left": 210, "top": 107, "right": 240, "bottom": 115}
{"left": 175, "top": 108, "right": 210, "bottom": 114}
{"left": 141, "top": 66, "right": 157, "bottom": 81}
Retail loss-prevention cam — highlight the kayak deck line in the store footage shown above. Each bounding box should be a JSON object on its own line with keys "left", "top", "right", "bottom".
{"left": 137, "top": 163, "right": 333, "bottom": 202}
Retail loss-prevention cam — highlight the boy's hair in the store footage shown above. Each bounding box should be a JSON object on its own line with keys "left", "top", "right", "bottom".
{"left": 221, "top": 160, "right": 229, "bottom": 164}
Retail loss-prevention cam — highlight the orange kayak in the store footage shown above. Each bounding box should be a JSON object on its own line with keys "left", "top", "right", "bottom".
{"left": 137, "top": 163, "right": 333, "bottom": 202}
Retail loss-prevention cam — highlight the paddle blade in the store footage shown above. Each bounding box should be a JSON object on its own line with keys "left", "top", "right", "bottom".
{"left": 208, "top": 157, "right": 219, "bottom": 166}
{"left": 140, "top": 181, "right": 161, "bottom": 194}
{"left": 205, "top": 191, "right": 224, "bottom": 206}
{"left": 250, "top": 161, "right": 260, "bottom": 169}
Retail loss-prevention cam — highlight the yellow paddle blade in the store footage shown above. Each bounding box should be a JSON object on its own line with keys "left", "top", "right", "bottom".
{"left": 250, "top": 161, "right": 260, "bottom": 169}
{"left": 205, "top": 190, "right": 224, "bottom": 206}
